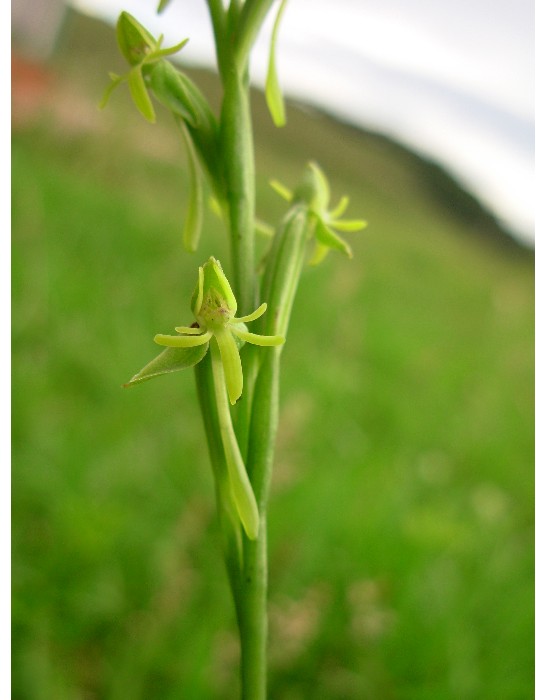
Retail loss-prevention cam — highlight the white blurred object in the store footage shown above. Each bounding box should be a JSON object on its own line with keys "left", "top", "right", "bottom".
{"left": 12, "top": 0, "right": 68, "bottom": 58}
{"left": 69, "top": 0, "right": 534, "bottom": 244}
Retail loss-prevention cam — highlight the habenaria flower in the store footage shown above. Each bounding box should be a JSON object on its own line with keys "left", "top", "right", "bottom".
{"left": 271, "top": 161, "right": 368, "bottom": 265}
{"left": 125, "top": 258, "right": 284, "bottom": 406}
{"left": 100, "top": 12, "right": 189, "bottom": 123}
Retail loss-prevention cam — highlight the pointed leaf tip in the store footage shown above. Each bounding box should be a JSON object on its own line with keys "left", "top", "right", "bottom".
{"left": 265, "top": 0, "right": 288, "bottom": 127}
{"left": 123, "top": 344, "right": 208, "bottom": 387}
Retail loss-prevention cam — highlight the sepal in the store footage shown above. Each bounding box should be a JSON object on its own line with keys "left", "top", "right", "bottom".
{"left": 314, "top": 215, "right": 352, "bottom": 258}
{"left": 123, "top": 344, "right": 208, "bottom": 387}
{"left": 191, "top": 257, "right": 237, "bottom": 318}
{"left": 117, "top": 12, "right": 157, "bottom": 65}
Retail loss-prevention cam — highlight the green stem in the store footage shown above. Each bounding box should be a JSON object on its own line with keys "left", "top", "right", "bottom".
{"left": 238, "top": 515, "right": 268, "bottom": 700}
{"left": 205, "top": 6, "right": 307, "bottom": 697}
{"left": 218, "top": 53, "right": 265, "bottom": 698}
{"left": 220, "top": 64, "right": 257, "bottom": 314}
{"left": 238, "top": 206, "right": 310, "bottom": 700}
{"left": 205, "top": 0, "right": 227, "bottom": 74}
{"left": 235, "top": 0, "right": 277, "bottom": 72}
{"left": 219, "top": 48, "right": 258, "bottom": 474}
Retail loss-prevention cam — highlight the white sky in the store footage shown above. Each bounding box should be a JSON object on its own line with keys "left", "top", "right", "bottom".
{"left": 71, "top": 0, "right": 534, "bottom": 244}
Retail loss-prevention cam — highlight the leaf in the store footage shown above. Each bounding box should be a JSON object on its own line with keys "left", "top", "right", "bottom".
{"left": 123, "top": 344, "right": 208, "bottom": 387}
{"left": 265, "top": 0, "right": 288, "bottom": 127}
{"left": 179, "top": 121, "right": 204, "bottom": 253}
{"left": 127, "top": 65, "right": 156, "bottom": 123}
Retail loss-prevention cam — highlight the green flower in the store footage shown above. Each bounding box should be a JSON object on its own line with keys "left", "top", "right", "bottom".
{"left": 154, "top": 257, "right": 284, "bottom": 404}
{"left": 124, "top": 257, "right": 274, "bottom": 540}
{"left": 271, "top": 161, "right": 368, "bottom": 265}
{"left": 100, "top": 12, "right": 189, "bottom": 122}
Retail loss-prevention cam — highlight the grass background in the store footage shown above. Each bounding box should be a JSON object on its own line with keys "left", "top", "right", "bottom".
{"left": 12, "top": 10, "right": 534, "bottom": 699}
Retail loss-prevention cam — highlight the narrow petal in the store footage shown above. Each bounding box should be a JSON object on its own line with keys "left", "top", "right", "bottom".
{"left": 154, "top": 331, "right": 211, "bottom": 347}
{"left": 174, "top": 326, "right": 203, "bottom": 334}
{"left": 193, "top": 266, "right": 204, "bottom": 317}
{"left": 330, "top": 218, "right": 368, "bottom": 232}
{"left": 147, "top": 37, "right": 189, "bottom": 61}
{"left": 231, "top": 327, "right": 285, "bottom": 347}
{"left": 232, "top": 302, "right": 267, "bottom": 324}
{"left": 315, "top": 216, "right": 352, "bottom": 257}
{"left": 328, "top": 195, "right": 349, "bottom": 219}
{"left": 270, "top": 179, "right": 293, "bottom": 202}
{"left": 308, "top": 162, "right": 330, "bottom": 211}
{"left": 214, "top": 330, "right": 243, "bottom": 405}
{"left": 308, "top": 242, "right": 330, "bottom": 266}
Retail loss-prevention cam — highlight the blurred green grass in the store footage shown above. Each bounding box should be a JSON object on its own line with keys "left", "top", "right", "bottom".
{"left": 12, "top": 11, "right": 534, "bottom": 700}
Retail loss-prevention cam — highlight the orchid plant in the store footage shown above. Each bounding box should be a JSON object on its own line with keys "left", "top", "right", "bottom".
{"left": 102, "top": 3, "right": 366, "bottom": 698}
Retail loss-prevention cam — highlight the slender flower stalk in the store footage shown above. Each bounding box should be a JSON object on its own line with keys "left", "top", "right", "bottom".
{"left": 107, "top": 3, "right": 367, "bottom": 697}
